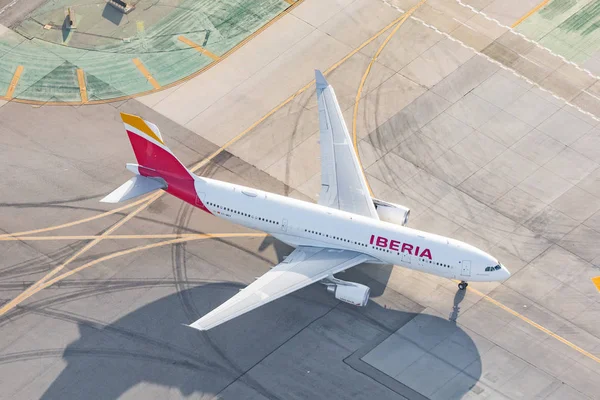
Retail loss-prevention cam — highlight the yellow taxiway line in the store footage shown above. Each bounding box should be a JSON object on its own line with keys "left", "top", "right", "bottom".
{"left": 0, "top": 233, "right": 266, "bottom": 316}
{"left": 467, "top": 285, "right": 600, "bottom": 364}
{"left": 0, "top": 191, "right": 162, "bottom": 317}
{"left": 511, "top": 0, "right": 550, "bottom": 28}
{"left": 5, "top": 65, "right": 23, "bottom": 99}
{"left": 132, "top": 58, "right": 161, "bottom": 89}
{"left": 76, "top": 68, "right": 87, "bottom": 103}
{"left": 352, "top": 0, "right": 427, "bottom": 196}
{"left": 178, "top": 36, "right": 220, "bottom": 61}
{"left": 0, "top": 196, "right": 149, "bottom": 239}
{"left": 0, "top": 234, "right": 220, "bottom": 241}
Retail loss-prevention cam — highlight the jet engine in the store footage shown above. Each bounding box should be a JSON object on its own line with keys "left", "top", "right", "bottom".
{"left": 372, "top": 198, "right": 410, "bottom": 226}
{"left": 323, "top": 277, "right": 370, "bottom": 306}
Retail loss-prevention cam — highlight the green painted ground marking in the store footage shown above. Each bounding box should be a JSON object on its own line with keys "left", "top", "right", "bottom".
{"left": 0, "top": 0, "right": 292, "bottom": 103}
{"left": 516, "top": 0, "right": 600, "bottom": 65}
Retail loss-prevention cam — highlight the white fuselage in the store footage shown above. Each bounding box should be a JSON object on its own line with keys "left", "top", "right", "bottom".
{"left": 193, "top": 176, "right": 509, "bottom": 283}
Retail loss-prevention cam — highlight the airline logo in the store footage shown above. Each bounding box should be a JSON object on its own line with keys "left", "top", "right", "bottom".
{"left": 369, "top": 235, "right": 432, "bottom": 259}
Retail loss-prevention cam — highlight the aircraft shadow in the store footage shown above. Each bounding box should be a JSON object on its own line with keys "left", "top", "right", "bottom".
{"left": 24, "top": 280, "right": 482, "bottom": 400}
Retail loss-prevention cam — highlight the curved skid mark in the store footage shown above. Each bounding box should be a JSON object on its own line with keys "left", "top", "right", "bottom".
{"left": 351, "top": 0, "right": 427, "bottom": 196}
{"left": 0, "top": 348, "right": 210, "bottom": 372}
{"left": 0, "top": 233, "right": 266, "bottom": 317}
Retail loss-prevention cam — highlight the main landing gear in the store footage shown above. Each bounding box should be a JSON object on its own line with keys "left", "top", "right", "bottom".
{"left": 458, "top": 281, "right": 468, "bottom": 290}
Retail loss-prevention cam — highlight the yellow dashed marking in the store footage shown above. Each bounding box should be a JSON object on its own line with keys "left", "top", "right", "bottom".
{"left": 592, "top": 276, "right": 600, "bottom": 292}
{"left": 178, "top": 36, "right": 220, "bottom": 61}
{"left": 76, "top": 69, "right": 87, "bottom": 103}
{"left": 6, "top": 65, "right": 23, "bottom": 99}
{"left": 132, "top": 58, "right": 160, "bottom": 89}
{"left": 512, "top": 0, "right": 550, "bottom": 28}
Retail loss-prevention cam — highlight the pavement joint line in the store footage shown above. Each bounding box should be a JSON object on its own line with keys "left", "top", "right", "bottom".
{"left": 0, "top": 11, "right": 418, "bottom": 315}
{"left": 5, "top": 65, "right": 23, "bottom": 99}
{"left": 132, "top": 58, "right": 160, "bottom": 89}
{"left": 76, "top": 69, "right": 87, "bottom": 103}
{"left": 178, "top": 36, "right": 220, "bottom": 61}
{"left": 453, "top": 0, "right": 600, "bottom": 82}
{"left": 467, "top": 284, "right": 600, "bottom": 364}
{"left": 511, "top": 0, "right": 551, "bottom": 28}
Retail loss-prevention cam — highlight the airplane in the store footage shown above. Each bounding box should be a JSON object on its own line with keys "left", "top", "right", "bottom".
{"left": 102, "top": 70, "right": 511, "bottom": 331}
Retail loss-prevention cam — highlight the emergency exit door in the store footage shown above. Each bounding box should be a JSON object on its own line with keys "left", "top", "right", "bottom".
{"left": 461, "top": 260, "right": 471, "bottom": 277}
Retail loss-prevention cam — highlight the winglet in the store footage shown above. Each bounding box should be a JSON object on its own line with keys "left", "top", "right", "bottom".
{"left": 315, "top": 70, "right": 328, "bottom": 89}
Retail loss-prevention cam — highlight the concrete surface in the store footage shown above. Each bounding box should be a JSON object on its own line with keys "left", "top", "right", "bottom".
{"left": 1, "top": 0, "right": 600, "bottom": 399}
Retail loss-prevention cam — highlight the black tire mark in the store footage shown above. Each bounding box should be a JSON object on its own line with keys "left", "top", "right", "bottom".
{"left": 0, "top": 348, "right": 207, "bottom": 371}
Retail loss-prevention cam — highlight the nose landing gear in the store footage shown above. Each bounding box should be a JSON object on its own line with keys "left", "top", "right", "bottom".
{"left": 458, "top": 281, "right": 468, "bottom": 290}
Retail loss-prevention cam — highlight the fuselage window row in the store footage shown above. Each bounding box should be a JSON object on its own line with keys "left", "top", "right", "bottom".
{"left": 207, "top": 202, "right": 279, "bottom": 225}
{"left": 303, "top": 229, "right": 369, "bottom": 247}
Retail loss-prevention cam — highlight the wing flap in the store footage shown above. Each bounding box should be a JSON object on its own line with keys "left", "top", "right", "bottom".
{"left": 188, "top": 247, "right": 374, "bottom": 331}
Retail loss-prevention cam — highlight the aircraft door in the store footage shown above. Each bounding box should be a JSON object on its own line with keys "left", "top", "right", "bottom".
{"left": 461, "top": 260, "right": 471, "bottom": 277}
{"left": 281, "top": 218, "right": 288, "bottom": 232}
{"left": 401, "top": 252, "right": 411, "bottom": 265}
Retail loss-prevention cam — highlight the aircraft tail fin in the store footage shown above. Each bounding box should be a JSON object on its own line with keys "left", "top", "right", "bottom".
{"left": 119, "top": 112, "right": 193, "bottom": 180}
{"left": 101, "top": 113, "right": 198, "bottom": 204}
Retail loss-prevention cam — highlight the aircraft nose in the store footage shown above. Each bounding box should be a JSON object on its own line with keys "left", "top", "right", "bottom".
{"left": 501, "top": 264, "right": 511, "bottom": 279}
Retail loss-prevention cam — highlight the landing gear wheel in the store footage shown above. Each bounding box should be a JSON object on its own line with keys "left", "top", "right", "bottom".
{"left": 458, "top": 281, "right": 468, "bottom": 290}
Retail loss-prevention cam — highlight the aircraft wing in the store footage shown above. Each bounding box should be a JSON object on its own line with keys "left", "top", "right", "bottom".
{"left": 315, "top": 70, "right": 379, "bottom": 220}
{"left": 188, "top": 246, "right": 375, "bottom": 331}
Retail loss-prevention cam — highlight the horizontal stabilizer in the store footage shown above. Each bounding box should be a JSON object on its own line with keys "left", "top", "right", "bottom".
{"left": 100, "top": 175, "right": 166, "bottom": 203}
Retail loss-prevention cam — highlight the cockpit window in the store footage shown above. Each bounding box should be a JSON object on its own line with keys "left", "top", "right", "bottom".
{"left": 486, "top": 265, "right": 502, "bottom": 272}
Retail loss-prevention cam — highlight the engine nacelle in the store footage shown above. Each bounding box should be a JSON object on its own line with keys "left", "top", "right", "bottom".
{"left": 372, "top": 198, "right": 410, "bottom": 226}
{"left": 326, "top": 280, "right": 370, "bottom": 306}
